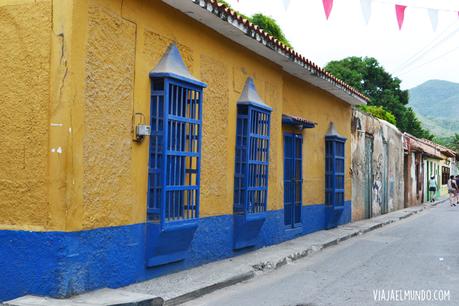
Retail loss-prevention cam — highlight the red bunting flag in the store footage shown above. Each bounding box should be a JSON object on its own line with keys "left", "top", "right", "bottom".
{"left": 395, "top": 5, "right": 407, "bottom": 30}
{"left": 323, "top": 0, "right": 334, "bottom": 20}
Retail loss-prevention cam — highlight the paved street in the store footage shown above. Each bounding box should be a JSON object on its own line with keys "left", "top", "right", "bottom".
{"left": 184, "top": 203, "right": 459, "bottom": 306}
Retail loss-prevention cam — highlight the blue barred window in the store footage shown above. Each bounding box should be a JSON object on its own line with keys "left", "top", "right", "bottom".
{"left": 148, "top": 45, "right": 206, "bottom": 225}
{"left": 325, "top": 124, "right": 346, "bottom": 208}
{"left": 233, "top": 78, "right": 271, "bottom": 216}
{"left": 145, "top": 44, "right": 206, "bottom": 267}
{"left": 234, "top": 106, "right": 271, "bottom": 214}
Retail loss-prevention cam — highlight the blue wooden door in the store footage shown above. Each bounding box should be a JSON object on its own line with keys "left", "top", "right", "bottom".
{"left": 284, "top": 133, "right": 303, "bottom": 228}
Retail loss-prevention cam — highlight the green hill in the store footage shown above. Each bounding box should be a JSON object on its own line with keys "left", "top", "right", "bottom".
{"left": 409, "top": 80, "right": 459, "bottom": 137}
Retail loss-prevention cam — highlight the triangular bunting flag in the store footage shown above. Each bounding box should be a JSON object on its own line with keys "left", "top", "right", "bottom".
{"left": 323, "top": 0, "right": 334, "bottom": 20}
{"left": 282, "top": 0, "right": 291, "bottom": 10}
{"left": 360, "top": 0, "right": 372, "bottom": 25}
{"left": 395, "top": 5, "right": 407, "bottom": 30}
{"left": 428, "top": 9, "right": 439, "bottom": 32}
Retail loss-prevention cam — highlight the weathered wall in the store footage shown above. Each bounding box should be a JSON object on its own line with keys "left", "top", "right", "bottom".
{"left": 405, "top": 151, "right": 424, "bottom": 207}
{"left": 351, "top": 110, "right": 404, "bottom": 221}
{"left": 0, "top": 0, "right": 51, "bottom": 230}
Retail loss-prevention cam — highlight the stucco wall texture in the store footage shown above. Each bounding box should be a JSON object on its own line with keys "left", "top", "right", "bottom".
{"left": 351, "top": 110, "right": 405, "bottom": 221}
{"left": 0, "top": 0, "right": 353, "bottom": 232}
{"left": 405, "top": 151, "right": 424, "bottom": 207}
{"left": 0, "top": 0, "right": 51, "bottom": 230}
{"left": 283, "top": 75, "right": 353, "bottom": 207}
{"left": 0, "top": 0, "right": 360, "bottom": 300}
{"left": 66, "top": 0, "right": 354, "bottom": 229}
{"left": 82, "top": 4, "right": 136, "bottom": 229}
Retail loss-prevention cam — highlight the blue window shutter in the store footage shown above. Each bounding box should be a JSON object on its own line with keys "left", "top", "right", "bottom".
{"left": 284, "top": 133, "right": 294, "bottom": 226}
{"left": 148, "top": 78, "right": 204, "bottom": 224}
{"left": 325, "top": 123, "right": 346, "bottom": 208}
{"left": 283, "top": 133, "right": 303, "bottom": 227}
{"left": 234, "top": 110, "right": 249, "bottom": 214}
{"left": 233, "top": 78, "right": 272, "bottom": 249}
{"left": 234, "top": 105, "right": 271, "bottom": 215}
{"left": 145, "top": 45, "right": 207, "bottom": 267}
{"left": 148, "top": 44, "right": 207, "bottom": 226}
{"left": 324, "top": 123, "right": 347, "bottom": 230}
{"left": 294, "top": 135, "right": 303, "bottom": 224}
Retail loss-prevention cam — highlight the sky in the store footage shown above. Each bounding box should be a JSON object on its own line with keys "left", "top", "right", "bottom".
{"left": 224, "top": 0, "right": 459, "bottom": 89}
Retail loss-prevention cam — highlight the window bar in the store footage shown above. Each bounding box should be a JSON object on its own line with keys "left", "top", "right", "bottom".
{"left": 195, "top": 90, "right": 202, "bottom": 219}
{"left": 160, "top": 81, "right": 169, "bottom": 225}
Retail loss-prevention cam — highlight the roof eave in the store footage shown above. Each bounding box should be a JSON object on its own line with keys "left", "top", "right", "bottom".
{"left": 162, "top": 0, "right": 368, "bottom": 106}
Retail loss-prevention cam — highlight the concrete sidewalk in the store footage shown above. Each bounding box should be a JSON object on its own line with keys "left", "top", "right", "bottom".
{"left": 5, "top": 199, "right": 447, "bottom": 306}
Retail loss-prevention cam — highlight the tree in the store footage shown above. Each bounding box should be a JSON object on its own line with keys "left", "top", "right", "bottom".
{"left": 400, "top": 108, "right": 433, "bottom": 140}
{"left": 436, "top": 134, "right": 459, "bottom": 153}
{"left": 216, "top": 2, "right": 292, "bottom": 48}
{"left": 359, "top": 105, "right": 397, "bottom": 125}
{"left": 217, "top": 0, "right": 250, "bottom": 20}
{"left": 454, "top": 134, "right": 459, "bottom": 153}
{"left": 250, "top": 14, "right": 292, "bottom": 48}
{"left": 325, "top": 57, "right": 433, "bottom": 140}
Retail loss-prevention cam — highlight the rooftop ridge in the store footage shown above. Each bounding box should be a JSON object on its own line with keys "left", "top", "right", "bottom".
{"left": 203, "top": 0, "right": 369, "bottom": 102}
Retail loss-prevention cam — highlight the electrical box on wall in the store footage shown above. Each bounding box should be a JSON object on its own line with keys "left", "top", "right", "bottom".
{"left": 136, "top": 125, "right": 151, "bottom": 137}
{"left": 132, "top": 113, "right": 151, "bottom": 143}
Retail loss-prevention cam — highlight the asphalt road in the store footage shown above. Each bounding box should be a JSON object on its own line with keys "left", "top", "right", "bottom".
{"left": 184, "top": 203, "right": 459, "bottom": 306}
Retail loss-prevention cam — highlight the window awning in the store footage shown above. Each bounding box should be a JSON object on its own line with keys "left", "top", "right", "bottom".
{"left": 282, "top": 114, "right": 316, "bottom": 129}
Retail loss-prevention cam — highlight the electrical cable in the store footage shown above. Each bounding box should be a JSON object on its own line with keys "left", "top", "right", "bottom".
{"left": 393, "top": 22, "right": 459, "bottom": 74}
{"left": 398, "top": 43, "right": 459, "bottom": 75}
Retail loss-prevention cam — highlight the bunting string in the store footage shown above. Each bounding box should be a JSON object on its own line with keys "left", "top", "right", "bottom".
{"left": 234, "top": 0, "right": 459, "bottom": 31}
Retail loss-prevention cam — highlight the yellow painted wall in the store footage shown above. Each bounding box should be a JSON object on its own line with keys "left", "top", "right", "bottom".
{"left": 0, "top": 0, "right": 353, "bottom": 231}
{"left": 282, "top": 75, "right": 353, "bottom": 207}
{"left": 78, "top": 0, "right": 286, "bottom": 227}
{"left": 0, "top": 0, "right": 51, "bottom": 231}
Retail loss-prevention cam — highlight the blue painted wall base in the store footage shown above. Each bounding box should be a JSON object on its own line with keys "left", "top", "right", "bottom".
{"left": 233, "top": 213, "right": 266, "bottom": 250}
{"left": 0, "top": 201, "right": 351, "bottom": 302}
{"left": 145, "top": 221, "right": 198, "bottom": 267}
{"left": 325, "top": 205, "right": 345, "bottom": 229}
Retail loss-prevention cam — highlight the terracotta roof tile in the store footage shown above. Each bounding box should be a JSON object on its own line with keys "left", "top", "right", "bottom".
{"left": 196, "top": 0, "right": 369, "bottom": 102}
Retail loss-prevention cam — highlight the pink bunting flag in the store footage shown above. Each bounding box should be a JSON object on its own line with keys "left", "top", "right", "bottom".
{"left": 323, "top": 0, "right": 334, "bottom": 20}
{"left": 395, "top": 5, "right": 407, "bottom": 30}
